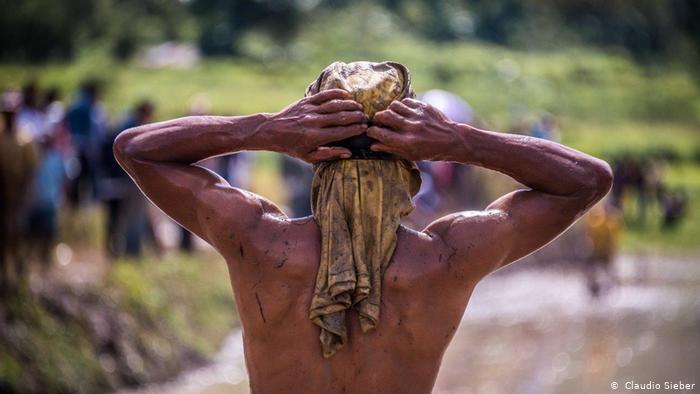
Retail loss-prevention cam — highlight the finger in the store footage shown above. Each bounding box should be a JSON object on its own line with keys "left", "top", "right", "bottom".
{"left": 315, "top": 123, "right": 367, "bottom": 145}
{"left": 308, "top": 89, "right": 351, "bottom": 105}
{"left": 401, "top": 98, "right": 423, "bottom": 108}
{"left": 370, "top": 143, "right": 402, "bottom": 155}
{"left": 319, "top": 111, "right": 368, "bottom": 127}
{"left": 389, "top": 100, "right": 417, "bottom": 117}
{"left": 305, "top": 147, "right": 351, "bottom": 163}
{"left": 317, "top": 99, "right": 363, "bottom": 114}
{"left": 373, "top": 109, "right": 406, "bottom": 130}
{"left": 366, "top": 126, "right": 404, "bottom": 146}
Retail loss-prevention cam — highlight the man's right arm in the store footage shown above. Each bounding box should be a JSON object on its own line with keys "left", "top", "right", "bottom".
{"left": 113, "top": 89, "right": 368, "bottom": 254}
{"left": 368, "top": 99, "right": 612, "bottom": 280}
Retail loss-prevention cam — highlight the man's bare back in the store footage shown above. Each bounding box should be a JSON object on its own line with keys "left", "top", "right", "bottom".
{"left": 229, "top": 218, "right": 472, "bottom": 393}
{"left": 114, "top": 88, "right": 612, "bottom": 393}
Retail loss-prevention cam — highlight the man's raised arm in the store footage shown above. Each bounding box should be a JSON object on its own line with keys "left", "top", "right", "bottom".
{"left": 113, "top": 89, "right": 367, "bottom": 250}
{"left": 367, "top": 98, "right": 612, "bottom": 279}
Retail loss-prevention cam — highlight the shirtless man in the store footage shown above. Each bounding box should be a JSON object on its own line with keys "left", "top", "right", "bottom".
{"left": 114, "top": 80, "right": 612, "bottom": 392}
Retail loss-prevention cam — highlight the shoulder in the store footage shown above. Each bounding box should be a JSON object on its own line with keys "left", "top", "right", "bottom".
{"left": 211, "top": 202, "right": 318, "bottom": 258}
{"left": 196, "top": 184, "right": 290, "bottom": 254}
{"left": 422, "top": 209, "right": 513, "bottom": 277}
{"left": 424, "top": 209, "right": 511, "bottom": 241}
{"left": 220, "top": 214, "right": 321, "bottom": 282}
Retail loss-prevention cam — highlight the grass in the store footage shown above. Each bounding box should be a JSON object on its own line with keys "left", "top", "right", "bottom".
{"left": 109, "top": 253, "right": 236, "bottom": 356}
{"left": 0, "top": 252, "right": 236, "bottom": 393}
{"left": 0, "top": 287, "right": 108, "bottom": 393}
{"left": 561, "top": 121, "right": 700, "bottom": 161}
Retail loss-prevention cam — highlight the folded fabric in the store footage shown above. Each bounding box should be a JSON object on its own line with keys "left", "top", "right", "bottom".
{"left": 306, "top": 61, "right": 422, "bottom": 358}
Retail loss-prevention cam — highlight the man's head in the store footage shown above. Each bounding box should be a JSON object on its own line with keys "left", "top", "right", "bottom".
{"left": 305, "top": 61, "right": 421, "bottom": 357}
{"left": 305, "top": 60, "right": 422, "bottom": 214}
{"left": 306, "top": 61, "right": 414, "bottom": 118}
{"left": 80, "top": 79, "right": 101, "bottom": 102}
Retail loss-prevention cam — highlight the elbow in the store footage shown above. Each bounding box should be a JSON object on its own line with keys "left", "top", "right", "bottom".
{"left": 581, "top": 158, "right": 613, "bottom": 203}
{"left": 593, "top": 158, "right": 614, "bottom": 197}
{"left": 112, "top": 127, "right": 139, "bottom": 168}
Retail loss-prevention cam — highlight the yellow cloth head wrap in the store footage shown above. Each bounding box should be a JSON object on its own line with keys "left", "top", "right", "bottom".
{"left": 306, "top": 61, "right": 422, "bottom": 358}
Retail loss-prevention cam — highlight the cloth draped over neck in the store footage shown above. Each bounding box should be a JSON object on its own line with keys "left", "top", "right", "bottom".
{"left": 306, "top": 61, "right": 422, "bottom": 358}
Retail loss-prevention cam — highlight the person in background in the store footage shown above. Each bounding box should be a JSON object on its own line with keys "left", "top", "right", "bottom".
{"left": 16, "top": 82, "right": 47, "bottom": 141}
{"left": 583, "top": 201, "right": 622, "bottom": 298}
{"left": 529, "top": 113, "right": 559, "bottom": 141}
{"left": 99, "top": 101, "right": 155, "bottom": 258}
{"left": 41, "top": 87, "right": 74, "bottom": 172}
{"left": 0, "top": 90, "right": 38, "bottom": 292}
{"left": 509, "top": 116, "right": 531, "bottom": 135}
{"left": 42, "top": 87, "right": 65, "bottom": 135}
{"left": 660, "top": 188, "right": 687, "bottom": 229}
{"left": 65, "top": 79, "right": 107, "bottom": 207}
{"left": 25, "top": 130, "right": 66, "bottom": 270}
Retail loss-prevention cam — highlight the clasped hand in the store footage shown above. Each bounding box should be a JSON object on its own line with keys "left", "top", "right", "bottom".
{"left": 268, "top": 89, "right": 458, "bottom": 163}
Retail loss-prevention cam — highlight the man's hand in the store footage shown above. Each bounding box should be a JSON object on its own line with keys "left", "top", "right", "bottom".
{"left": 367, "top": 98, "right": 466, "bottom": 162}
{"left": 265, "top": 89, "right": 368, "bottom": 163}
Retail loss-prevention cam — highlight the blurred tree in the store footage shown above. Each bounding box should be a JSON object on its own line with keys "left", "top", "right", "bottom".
{"left": 468, "top": 0, "right": 524, "bottom": 45}
{"left": 421, "top": 0, "right": 456, "bottom": 41}
{"left": 0, "top": 0, "right": 95, "bottom": 61}
{"left": 462, "top": 0, "right": 700, "bottom": 59}
{"left": 0, "top": 0, "right": 193, "bottom": 62}
{"left": 102, "top": 0, "right": 195, "bottom": 61}
{"left": 189, "top": 0, "right": 305, "bottom": 55}
{"left": 0, "top": 0, "right": 698, "bottom": 63}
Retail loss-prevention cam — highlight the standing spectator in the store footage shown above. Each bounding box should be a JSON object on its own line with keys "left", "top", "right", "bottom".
{"left": 41, "top": 87, "right": 74, "bottom": 166}
{"left": 610, "top": 156, "right": 628, "bottom": 210}
{"left": 583, "top": 202, "right": 622, "bottom": 298}
{"left": 0, "top": 90, "right": 38, "bottom": 292}
{"left": 16, "top": 82, "right": 47, "bottom": 141}
{"left": 529, "top": 113, "right": 559, "bottom": 141}
{"left": 25, "top": 131, "right": 66, "bottom": 270}
{"left": 99, "top": 101, "right": 154, "bottom": 258}
{"left": 660, "top": 189, "right": 687, "bottom": 229}
{"left": 65, "top": 80, "right": 107, "bottom": 207}
{"left": 99, "top": 123, "right": 131, "bottom": 258}
{"left": 42, "top": 87, "right": 65, "bottom": 136}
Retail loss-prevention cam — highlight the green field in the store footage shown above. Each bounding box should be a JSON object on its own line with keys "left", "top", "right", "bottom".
{"left": 1, "top": 19, "right": 698, "bottom": 251}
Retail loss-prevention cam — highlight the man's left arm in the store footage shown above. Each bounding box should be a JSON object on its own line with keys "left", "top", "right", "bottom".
{"left": 113, "top": 89, "right": 368, "bottom": 254}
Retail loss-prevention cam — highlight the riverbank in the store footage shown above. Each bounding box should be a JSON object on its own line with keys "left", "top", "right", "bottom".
{"left": 0, "top": 253, "right": 236, "bottom": 394}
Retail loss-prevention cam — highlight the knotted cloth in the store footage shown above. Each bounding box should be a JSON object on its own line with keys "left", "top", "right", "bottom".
{"left": 306, "top": 61, "right": 422, "bottom": 358}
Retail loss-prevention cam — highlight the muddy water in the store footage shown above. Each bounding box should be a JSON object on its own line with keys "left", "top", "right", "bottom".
{"left": 126, "top": 254, "right": 700, "bottom": 394}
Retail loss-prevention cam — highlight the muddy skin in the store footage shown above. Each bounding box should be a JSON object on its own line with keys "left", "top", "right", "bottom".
{"left": 114, "top": 87, "right": 611, "bottom": 393}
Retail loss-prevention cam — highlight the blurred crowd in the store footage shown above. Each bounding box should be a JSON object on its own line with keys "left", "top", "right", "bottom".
{"left": 0, "top": 81, "right": 160, "bottom": 292}
{"left": 0, "top": 83, "right": 687, "bottom": 297}
{"left": 611, "top": 155, "right": 688, "bottom": 229}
